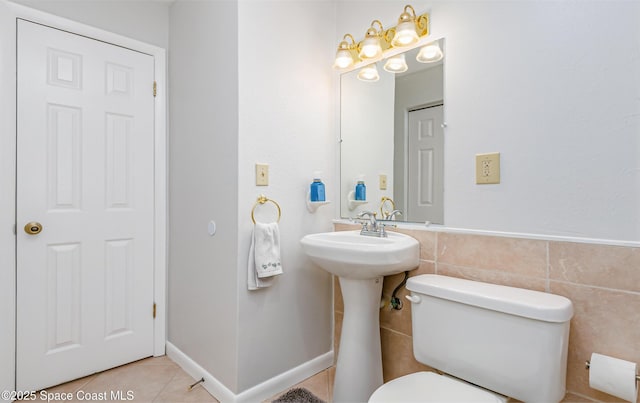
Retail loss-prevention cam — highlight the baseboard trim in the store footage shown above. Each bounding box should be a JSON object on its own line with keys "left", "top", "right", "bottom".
{"left": 166, "top": 342, "right": 334, "bottom": 403}
{"left": 166, "top": 342, "right": 236, "bottom": 402}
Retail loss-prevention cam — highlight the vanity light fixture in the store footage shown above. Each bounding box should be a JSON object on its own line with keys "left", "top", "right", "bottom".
{"left": 359, "top": 20, "right": 386, "bottom": 60}
{"left": 383, "top": 53, "right": 408, "bottom": 73}
{"left": 357, "top": 63, "right": 380, "bottom": 82}
{"left": 391, "top": 5, "right": 428, "bottom": 48}
{"left": 333, "top": 4, "right": 429, "bottom": 70}
{"left": 416, "top": 41, "right": 443, "bottom": 63}
{"left": 333, "top": 34, "right": 358, "bottom": 69}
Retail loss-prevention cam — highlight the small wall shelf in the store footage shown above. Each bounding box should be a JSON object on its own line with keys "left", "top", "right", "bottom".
{"left": 306, "top": 190, "right": 331, "bottom": 213}
{"left": 307, "top": 200, "right": 332, "bottom": 213}
{"left": 347, "top": 190, "right": 368, "bottom": 211}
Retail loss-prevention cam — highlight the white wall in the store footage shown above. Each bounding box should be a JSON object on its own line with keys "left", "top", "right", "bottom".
{"left": 336, "top": 1, "right": 640, "bottom": 242}
{"left": 0, "top": 1, "right": 170, "bottom": 399}
{"left": 168, "top": 0, "right": 336, "bottom": 395}
{"left": 168, "top": 0, "right": 240, "bottom": 392}
{"left": 236, "top": 0, "right": 336, "bottom": 392}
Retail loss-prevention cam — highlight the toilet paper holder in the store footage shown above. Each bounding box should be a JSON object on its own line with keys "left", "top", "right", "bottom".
{"left": 586, "top": 360, "right": 640, "bottom": 382}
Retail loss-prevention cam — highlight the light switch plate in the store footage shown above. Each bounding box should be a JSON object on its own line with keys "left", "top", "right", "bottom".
{"left": 256, "top": 163, "right": 269, "bottom": 186}
{"left": 476, "top": 153, "right": 500, "bottom": 184}
{"left": 379, "top": 174, "right": 387, "bottom": 190}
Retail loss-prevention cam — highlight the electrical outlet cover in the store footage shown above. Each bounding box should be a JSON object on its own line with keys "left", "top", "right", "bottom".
{"left": 476, "top": 153, "right": 500, "bottom": 184}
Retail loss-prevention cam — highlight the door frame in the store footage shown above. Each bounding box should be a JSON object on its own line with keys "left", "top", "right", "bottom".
{"left": 0, "top": 1, "right": 167, "bottom": 394}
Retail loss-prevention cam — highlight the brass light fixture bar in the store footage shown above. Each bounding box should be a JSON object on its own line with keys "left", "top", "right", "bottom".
{"left": 333, "top": 4, "right": 430, "bottom": 70}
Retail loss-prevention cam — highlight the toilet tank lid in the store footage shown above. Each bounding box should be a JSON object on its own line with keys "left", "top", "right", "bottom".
{"left": 407, "top": 275, "right": 573, "bottom": 322}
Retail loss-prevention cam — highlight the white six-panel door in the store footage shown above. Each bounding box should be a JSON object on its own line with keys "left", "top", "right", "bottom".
{"left": 407, "top": 105, "right": 444, "bottom": 224}
{"left": 16, "top": 20, "right": 155, "bottom": 391}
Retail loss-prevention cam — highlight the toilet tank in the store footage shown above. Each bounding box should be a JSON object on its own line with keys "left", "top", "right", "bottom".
{"left": 406, "top": 275, "right": 573, "bottom": 403}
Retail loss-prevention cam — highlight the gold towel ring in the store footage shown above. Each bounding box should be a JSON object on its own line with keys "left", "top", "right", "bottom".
{"left": 251, "top": 195, "right": 281, "bottom": 224}
{"left": 380, "top": 196, "right": 396, "bottom": 218}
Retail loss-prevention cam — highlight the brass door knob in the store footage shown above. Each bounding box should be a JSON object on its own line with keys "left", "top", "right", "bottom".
{"left": 24, "top": 222, "right": 43, "bottom": 235}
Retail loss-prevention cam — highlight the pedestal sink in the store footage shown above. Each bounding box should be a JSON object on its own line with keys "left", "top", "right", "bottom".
{"left": 300, "top": 230, "right": 419, "bottom": 402}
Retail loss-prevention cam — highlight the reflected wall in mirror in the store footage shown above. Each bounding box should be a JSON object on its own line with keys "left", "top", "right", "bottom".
{"left": 340, "top": 39, "right": 444, "bottom": 224}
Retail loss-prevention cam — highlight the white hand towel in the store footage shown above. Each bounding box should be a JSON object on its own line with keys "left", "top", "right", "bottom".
{"left": 254, "top": 222, "right": 283, "bottom": 278}
{"left": 247, "top": 222, "right": 283, "bottom": 290}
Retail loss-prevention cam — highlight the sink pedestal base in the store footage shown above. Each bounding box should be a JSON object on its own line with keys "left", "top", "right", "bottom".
{"left": 333, "top": 276, "right": 384, "bottom": 403}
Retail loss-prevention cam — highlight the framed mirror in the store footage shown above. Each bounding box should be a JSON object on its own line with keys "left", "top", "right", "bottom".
{"left": 340, "top": 38, "right": 445, "bottom": 224}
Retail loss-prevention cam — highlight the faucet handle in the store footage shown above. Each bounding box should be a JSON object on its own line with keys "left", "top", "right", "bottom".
{"left": 353, "top": 215, "right": 369, "bottom": 230}
{"left": 358, "top": 211, "right": 377, "bottom": 226}
{"left": 378, "top": 221, "right": 397, "bottom": 237}
{"left": 357, "top": 211, "right": 376, "bottom": 219}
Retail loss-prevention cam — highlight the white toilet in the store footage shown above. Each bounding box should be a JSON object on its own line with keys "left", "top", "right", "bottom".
{"left": 369, "top": 274, "right": 574, "bottom": 403}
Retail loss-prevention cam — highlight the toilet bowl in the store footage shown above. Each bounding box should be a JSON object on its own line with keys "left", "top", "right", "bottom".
{"left": 368, "top": 275, "right": 573, "bottom": 403}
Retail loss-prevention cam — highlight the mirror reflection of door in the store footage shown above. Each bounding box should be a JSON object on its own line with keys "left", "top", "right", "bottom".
{"left": 407, "top": 105, "right": 444, "bottom": 224}
{"left": 392, "top": 58, "right": 444, "bottom": 223}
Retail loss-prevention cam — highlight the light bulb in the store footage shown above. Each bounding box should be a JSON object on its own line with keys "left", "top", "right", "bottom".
{"left": 416, "top": 42, "right": 443, "bottom": 63}
{"left": 357, "top": 64, "right": 380, "bottom": 82}
{"left": 391, "top": 21, "right": 419, "bottom": 47}
{"left": 333, "top": 48, "right": 354, "bottom": 69}
{"left": 360, "top": 38, "right": 382, "bottom": 59}
{"left": 383, "top": 54, "right": 408, "bottom": 73}
{"left": 359, "top": 28, "right": 382, "bottom": 60}
{"left": 333, "top": 34, "right": 356, "bottom": 70}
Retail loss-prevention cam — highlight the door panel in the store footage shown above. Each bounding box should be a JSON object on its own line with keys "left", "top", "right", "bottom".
{"left": 407, "top": 105, "right": 444, "bottom": 224}
{"left": 17, "top": 20, "right": 155, "bottom": 391}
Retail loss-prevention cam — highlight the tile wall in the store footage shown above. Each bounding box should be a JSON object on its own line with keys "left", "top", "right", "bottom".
{"left": 333, "top": 223, "right": 640, "bottom": 402}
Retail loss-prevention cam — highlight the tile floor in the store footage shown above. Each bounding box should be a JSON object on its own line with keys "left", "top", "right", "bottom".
{"left": 28, "top": 355, "right": 593, "bottom": 403}
{"left": 28, "top": 355, "right": 334, "bottom": 403}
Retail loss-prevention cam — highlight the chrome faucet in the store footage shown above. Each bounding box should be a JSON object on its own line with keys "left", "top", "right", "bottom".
{"left": 357, "top": 211, "right": 391, "bottom": 237}
{"left": 357, "top": 211, "right": 377, "bottom": 231}
{"left": 385, "top": 210, "right": 403, "bottom": 220}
